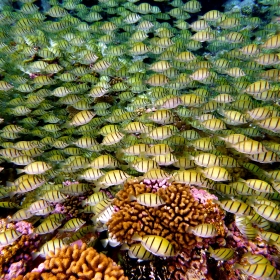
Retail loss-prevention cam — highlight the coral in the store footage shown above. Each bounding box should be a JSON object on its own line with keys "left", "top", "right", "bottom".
{"left": 13, "top": 243, "right": 128, "bottom": 280}
{"left": 0, "top": 221, "right": 40, "bottom": 279}
{"left": 108, "top": 181, "right": 225, "bottom": 253}
{"left": 51, "top": 189, "right": 94, "bottom": 220}
{"left": 167, "top": 250, "right": 211, "bottom": 280}
{"left": 121, "top": 248, "right": 212, "bottom": 280}
{"left": 190, "top": 187, "right": 218, "bottom": 205}
{"left": 120, "top": 253, "right": 170, "bottom": 280}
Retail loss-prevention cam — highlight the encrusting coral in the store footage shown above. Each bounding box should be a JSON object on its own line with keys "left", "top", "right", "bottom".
{"left": 108, "top": 180, "right": 225, "bottom": 253}
{"left": 13, "top": 243, "right": 128, "bottom": 280}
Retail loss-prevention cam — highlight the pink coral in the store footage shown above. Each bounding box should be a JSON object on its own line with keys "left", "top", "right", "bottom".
{"left": 190, "top": 187, "right": 218, "bottom": 205}
{"left": 4, "top": 260, "right": 26, "bottom": 280}
{"left": 15, "top": 221, "right": 33, "bottom": 235}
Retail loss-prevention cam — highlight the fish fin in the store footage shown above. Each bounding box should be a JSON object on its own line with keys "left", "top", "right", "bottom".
{"left": 131, "top": 233, "right": 142, "bottom": 242}
{"left": 139, "top": 151, "right": 148, "bottom": 159}
{"left": 62, "top": 237, "right": 70, "bottom": 244}
{"left": 237, "top": 178, "right": 246, "bottom": 183}
{"left": 186, "top": 226, "right": 193, "bottom": 234}
{"left": 120, "top": 164, "right": 130, "bottom": 171}
{"left": 232, "top": 263, "right": 243, "bottom": 271}
{"left": 100, "top": 238, "right": 108, "bottom": 248}
{"left": 91, "top": 216, "right": 97, "bottom": 224}
{"left": 9, "top": 192, "right": 17, "bottom": 198}
{"left": 93, "top": 180, "right": 106, "bottom": 190}
{"left": 185, "top": 154, "right": 194, "bottom": 160}
{"left": 196, "top": 167, "right": 203, "bottom": 174}
{"left": 216, "top": 107, "right": 225, "bottom": 116}
{"left": 5, "top": 181, "right": 14, "bottom": 187}
{"left": 16, "top": 169, "right": 24, "bottom": 174}
{"left": 120, "top": 243, "right": 129, "bottom": 251}
{"left": 31, "top": 252, "right": 39, "bottom": 260}
{"left": 166, "top": 177, "right": 174, "bottom": 184}
{"left": 128, "top": 194, "right": 136, "bottom": 202}
{"left": 128, "top": 250, "right": 137, "bottom": 259}
{"left": 212, "top": 199, "right": 221, "bottom": 206}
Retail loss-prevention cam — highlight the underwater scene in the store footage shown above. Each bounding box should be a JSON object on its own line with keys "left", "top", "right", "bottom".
{"left": 1, "top": 0, "right": 280, "bottom": 279}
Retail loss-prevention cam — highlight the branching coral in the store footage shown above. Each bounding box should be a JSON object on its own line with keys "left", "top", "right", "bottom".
{"left": 108, "top": 181, "right": 225, "bottom": 253}
{"left": 13, "top": 243, "right": 128, "bottom": 280}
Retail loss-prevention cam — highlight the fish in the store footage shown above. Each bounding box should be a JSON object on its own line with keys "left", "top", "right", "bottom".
{"left": 241, "top": 252, "right": 271, "bottom": 265}
{"left": 188, "top": 224, "right": 218, "bottom": 238}
{"left": 40, "top": 190, "right": 67, "bottom": 203}
{"left": 173, "top": 170, "right": 206, "bottom": 188}
{"left": 229, "top": 140, "right": 266, "bottom": 154}
{"left": 34, "top": 219, "right": 62, "bottom": 235}
{"left": 10, "top": 176, "right": 46, "bottom": 196}
{"left": 64, "top": 225, "right": 96, "bottom": 244}
{"left": 121, "top": 243, "right": 155, "bottom": 261}
{"left": 198, "top": 166, "right": 232, "bottom": 182}
{"left": 208, "top": 246, "right": 235, "bottom": 261}
{"left": 17, "top": 161, "right": 52, "bottom": 175}
{"left": 188, "top": 153, "right": 220, "bottom": 167}
{"left": 58, "top": 218, "right": 86, "bottom": 232}
{"left": 8, "top": 208, "right": 34, "bottom": 222}
{"left": 129, "top": 193, "right": 166, "bottom": 207}
{"left": 82, "top": 191, "right": 108, "bottom": 206}
{"left": 233, "top": 263, "right": 277, "bottom": 280}
{"left": 32, "top": 239, "right": 65, "bottom": 259}
{"left": 250, "top": 204, "right": 280, "bottom": 223}
{"left": 0, "top": 0, "right": 280, "bottom": 272}
{"left": 132, "top": 233, "right": 176, "bottom": 257}
{"left": 96, "top": 170, "right": 130, "bottom": 188}
{"left": 130, "top": 159, "right": 159, "bottom": 173}
{"left": 216, "top": 199, "right": 252, "bottom": 216}
{"left": 0, "top": 229, "right": 22, "bottom": 246}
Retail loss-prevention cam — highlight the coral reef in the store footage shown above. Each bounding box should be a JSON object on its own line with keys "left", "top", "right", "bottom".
{"left": 13, "top": 243, "right": 128, "bottom": 280}
{"left": 121, "top": 248, "right": 212, "bottom": 280}
{"left": 108, "top": 180, "right": 226, "bottom": 252}
{"left": 0, "top": 221, "right": 40, "bottom": 279}
{"left": 167, "top": 250, "right": 211, "bottom": 280}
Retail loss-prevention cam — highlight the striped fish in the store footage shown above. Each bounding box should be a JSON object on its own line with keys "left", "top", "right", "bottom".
{"left": 121, "top": 243, "right": 155, "bottom": 261}
{"left": 58, "top": 218, "right": 86, "bottom": 232}
{"left": 173, "top": 170, "right": 206, "bottom": 187}
{"left": 70, "top": 110, "right": 96, "bottom": 126}
{"left": 233, "top": 263, "right": 277, "bottom": 279}
{"left": 189, "top": 224, "right": 218, "bottom": 238}
{"left": 32, "top": 239, "right": 65, "bottom": 259}
{"left": 97, "top": 170, "right": 130, "bottom": 188}
{"left": 230, "top": 140, "right": 266, "bottom": 154}
{"left": 132, "top": 234, "right": 176, "bottom": 257}
{"left": 34, "top": 219, "right": 62, "bottom": 235}
{"left": 208, "top": 246, "right": 235, "bottom": 261}
{"left": 19, "top": 161, "right": 52, "bottom": 175}
{"left": 41, "top": 190, "right": 67, "bottom": 203}
{"left": 251, "top": 204, "right": 280, "bottom": 223}
{"left": 241, "top": 252, "right": 271, "bottom": 265}
{"left": 130, "top": 193, "right": 166, "bottom": 207}
{"left": 0, "top": 229, "right": 22, "bottom": 246}
{"left": 217, "top": 199, "right": 252, "bottom": 216}
{"left": 8, "top": 208, "right": 33, "bottom": 222}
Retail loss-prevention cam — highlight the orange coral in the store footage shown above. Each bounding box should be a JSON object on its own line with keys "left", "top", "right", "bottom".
{"left": 13, "top": 243, "right": 128, "bottom": 280}
{"left": 108, "top": 181, "right": 222, "bottom": 253}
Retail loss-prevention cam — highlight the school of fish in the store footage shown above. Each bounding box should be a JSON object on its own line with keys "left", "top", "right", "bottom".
{"left": 0, "top": 0, "right": 280, "bottom": 278}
